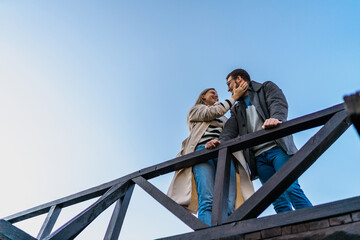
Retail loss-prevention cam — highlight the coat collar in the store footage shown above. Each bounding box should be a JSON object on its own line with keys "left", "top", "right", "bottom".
{"left": 248, "top": 81, "right": 262, "bottom": 92}
{"left": 247, "top": 81, "right": 267, "bottom": 120}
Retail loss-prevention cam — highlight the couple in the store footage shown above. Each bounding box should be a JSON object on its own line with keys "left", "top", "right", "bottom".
{"left": 167, "top": 68, "right": 312, "bottom": 226}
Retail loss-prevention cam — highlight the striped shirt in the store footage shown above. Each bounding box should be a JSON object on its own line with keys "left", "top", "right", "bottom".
{"left": 198, "top": 118, "right": 224, "bottom": 145}
{"left": 196, "top": 97, "right": 235, "bottom": 146}
{"left": 219, "top": 98, "right": 235, "bottom": 110}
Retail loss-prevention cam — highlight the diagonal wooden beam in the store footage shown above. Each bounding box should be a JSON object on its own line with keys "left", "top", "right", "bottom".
{"left": 37, "top": 205, "right": 61, "bottom": 239}
{"left": 225, "top": 109, "right": 350, "bottom": 223}
{"left": 104, "top": 184, "right": 135, "bottom": 240}
{"left": 43, "top": 181, "right": 131, "bottom": 240}
{"left": 132, "top": 176, "right": 208, "bottom": 230}
{"left": 0, "top": 219, "right": 36, "bottom": 240}
{"left": 211, "top": 148, "right": 231, "bottom": 226}
{"left": 3, "top": 178, "right": 128, "bottom": 224}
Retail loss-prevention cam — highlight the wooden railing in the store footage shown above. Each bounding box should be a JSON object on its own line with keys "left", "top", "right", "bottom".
{"left": 1, "top": 97, "right": 358, "bottom": 240}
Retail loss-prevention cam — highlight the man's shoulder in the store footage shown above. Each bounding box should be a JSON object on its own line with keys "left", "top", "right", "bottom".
{"left": 250, "top": 81, "right": 263, "bottom": 92}
{"left": 251, "top": 80, "right": 279, "bottom": 92}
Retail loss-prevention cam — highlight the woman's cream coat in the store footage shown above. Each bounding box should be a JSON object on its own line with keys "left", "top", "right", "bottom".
{"left": 167, "top": 101, "right": 255, "bottom": 214}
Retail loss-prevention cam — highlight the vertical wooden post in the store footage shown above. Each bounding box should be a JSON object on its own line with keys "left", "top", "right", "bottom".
{"left": 212, "top": 147, "right": 232, "bottom": 226}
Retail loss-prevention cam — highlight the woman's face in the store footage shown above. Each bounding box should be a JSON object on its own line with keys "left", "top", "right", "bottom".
{"left": 202, "top": 89, "right": 219, "bottom": 106}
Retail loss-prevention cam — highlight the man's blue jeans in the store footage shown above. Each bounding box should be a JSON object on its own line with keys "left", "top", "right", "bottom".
{"left": 192, "top": 144, "right": 236, "bottom": 226}
{"left": 256, "top": 147, "right": 312, "bottom": 213}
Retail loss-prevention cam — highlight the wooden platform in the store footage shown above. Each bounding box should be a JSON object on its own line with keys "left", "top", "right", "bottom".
{"left": 233, "top": 211, "right": 360, "bottom": 240}
{"left": 159, "top": 196, "right": 360, "bottom": 240}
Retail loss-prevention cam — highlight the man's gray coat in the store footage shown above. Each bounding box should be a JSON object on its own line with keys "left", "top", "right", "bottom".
{"left": 219, "top": 81, "right": 298, "bottom": 179}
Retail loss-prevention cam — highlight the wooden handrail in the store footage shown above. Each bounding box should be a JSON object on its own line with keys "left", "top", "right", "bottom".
{"left": 1, "top": 102, "right": 354, "bottom": 240}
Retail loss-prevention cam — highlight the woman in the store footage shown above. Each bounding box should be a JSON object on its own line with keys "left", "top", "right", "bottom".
{"left": 167, "top": 84, "right": 254, "bottom": 226}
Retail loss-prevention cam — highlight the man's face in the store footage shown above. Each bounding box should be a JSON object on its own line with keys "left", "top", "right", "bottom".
{"left": 227, "top": 76, "right": 244, "bottom": 94}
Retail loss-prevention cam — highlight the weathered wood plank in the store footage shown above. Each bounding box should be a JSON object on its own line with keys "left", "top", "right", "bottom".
{"left": 104, "top": 184, "right": 134, "bottom": 240}
{"left": 158, "top": 195, "right": 360, "bottom": 240}
{"left": 37, "top": 205, "right": 61, "bottom": 239}
{"left": 211, "top": 148, "right": 231, "bottom": 226}
{"left": 132, "top": 176, "right": 208, "bottom": 230}
{"left": 225, "top": 109, "right": 350, "bottom": 223}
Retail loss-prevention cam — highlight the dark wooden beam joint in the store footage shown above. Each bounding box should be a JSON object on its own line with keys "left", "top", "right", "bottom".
{"left": 344, "top": 91, "right": 360, "bottom": 136}
{"left": 37, "top": 205, "right": 61, "bottom": 239}
{"left": 43, "top": 181, "right": 132, "bottom": 240}
{"left": 0, "top": 219, "right": 36, "bottom": 240}
{"left": 104, "top": 184, "right": 135, "bottom": 240}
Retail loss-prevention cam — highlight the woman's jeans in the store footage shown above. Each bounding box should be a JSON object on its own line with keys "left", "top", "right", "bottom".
{"left": 256, "top": 147, "right": 312, "bottom": 213}
{"left": 192, "top": 144, "right": 236, "bottom": 226}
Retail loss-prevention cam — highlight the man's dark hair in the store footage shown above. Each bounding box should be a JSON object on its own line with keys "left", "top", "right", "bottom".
{"left": 226, "top": 68, "right": 251, "bottom": 82}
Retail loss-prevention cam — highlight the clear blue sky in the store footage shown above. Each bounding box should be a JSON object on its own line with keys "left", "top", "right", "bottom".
{"left": 0, "top": 1, "right": 359, "bottom": 239}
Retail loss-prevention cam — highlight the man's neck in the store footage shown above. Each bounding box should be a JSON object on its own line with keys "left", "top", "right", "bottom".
{"left": 239, "top": 91, "right": 249, "bottom": 100}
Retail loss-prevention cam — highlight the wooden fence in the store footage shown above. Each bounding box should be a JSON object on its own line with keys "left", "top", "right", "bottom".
{"left": 1, "top": 94, "right": 359, "bottom": 240}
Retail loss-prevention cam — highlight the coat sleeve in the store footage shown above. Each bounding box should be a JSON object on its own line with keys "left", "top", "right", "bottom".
{"left": 188, "top": 98, "right": 235, "bottom": 122}
{"left": 219, "top": 107, "right": 240, "bottom": 142}
{"left": 263, "top": 81, "right": 289, "bottom": 121}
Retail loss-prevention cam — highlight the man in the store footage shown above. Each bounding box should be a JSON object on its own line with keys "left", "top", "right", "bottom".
{"left": 205, "top": 68, "right": 312, "bottom": 213}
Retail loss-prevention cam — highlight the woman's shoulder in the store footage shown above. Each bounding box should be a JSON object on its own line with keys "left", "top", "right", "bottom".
{"left": 188, "top": 102, "right": 225, "bottom": 115}
{"left": 187, "top": 104, "right": 203, "bottom": 116}
{"left": 189, "top": 103, "right": 205, "bottom": 111}
{"left": 189, "top": 102, "right": 222, "bottom": 110}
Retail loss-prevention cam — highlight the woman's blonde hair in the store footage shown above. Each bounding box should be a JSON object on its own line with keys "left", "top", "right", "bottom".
{"left": 195, "top": 88, "right": 216, "bottom": 105}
